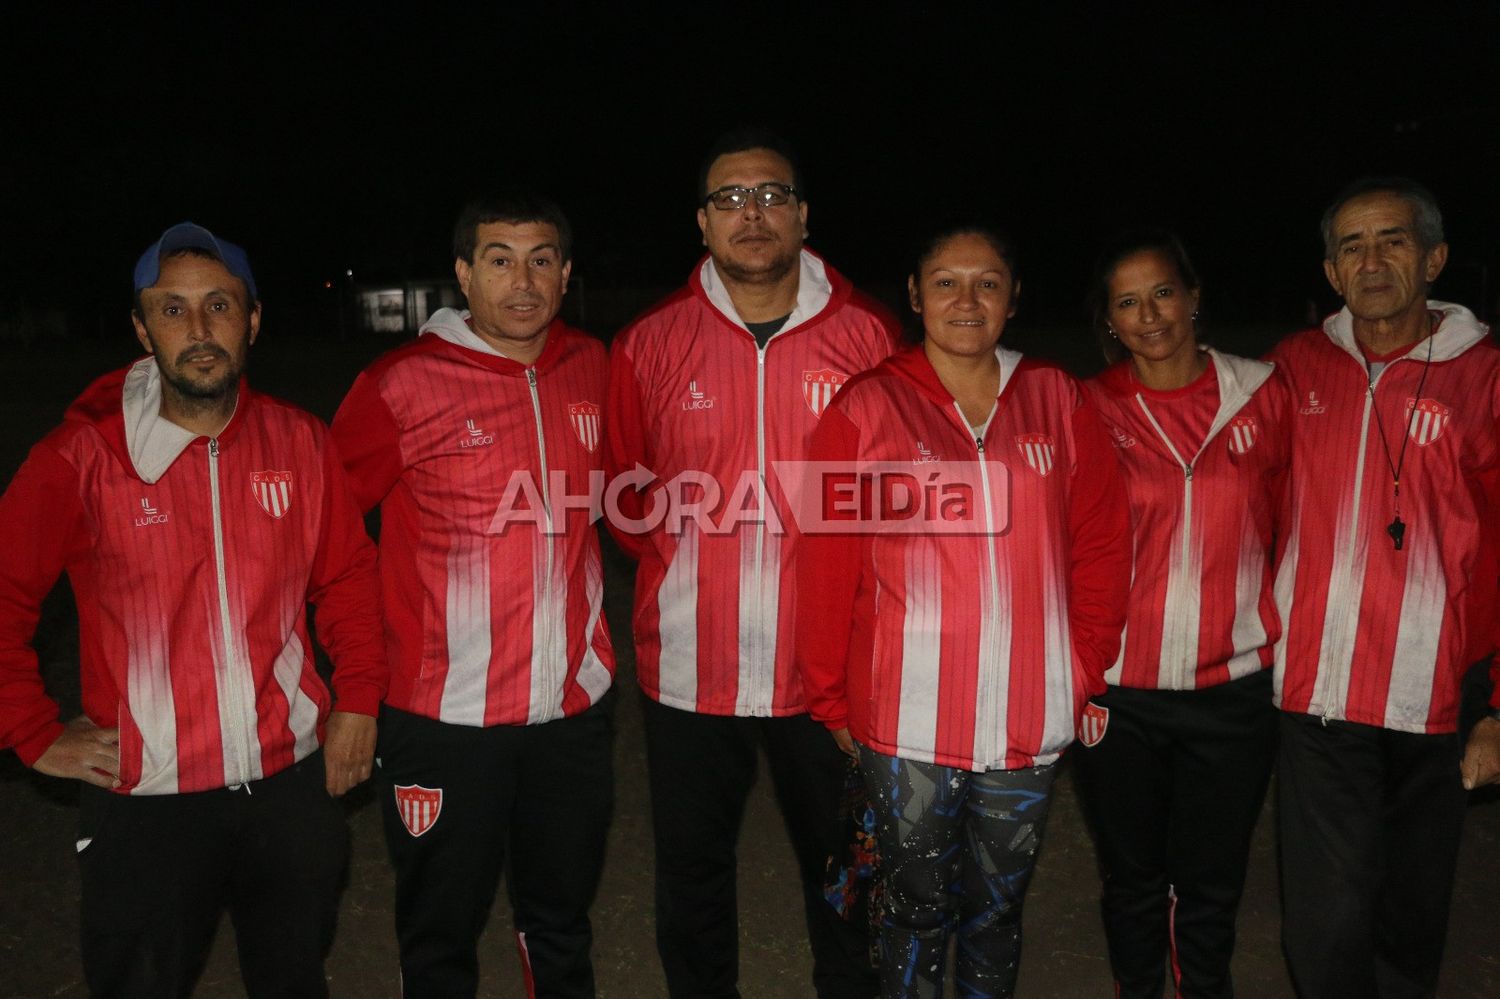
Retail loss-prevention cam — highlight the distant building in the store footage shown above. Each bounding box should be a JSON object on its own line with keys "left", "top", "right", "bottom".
{"left": 351, "top": 275, "right": 660, "bottom": 341}
{"left": 354, "top": 279, "right": 464, "bottom": 335}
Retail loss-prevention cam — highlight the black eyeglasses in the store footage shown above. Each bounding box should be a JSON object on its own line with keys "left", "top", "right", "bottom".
{"left": 703, "top": 182, "right": 798, "bottom": 211}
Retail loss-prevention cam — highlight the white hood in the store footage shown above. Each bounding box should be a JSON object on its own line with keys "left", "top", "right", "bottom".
{"left": 699, "top": 248, "right": 833, "bottom": 334}
{"left": 1322, "top": 300, "right": 1490, "bottom": 363}
{"left": 121, "top": 358, "right": 209, "bottom": 484}
{"left": 1206, "top": 347, "right": 1275, "bottom": 416}
{"left": 419, "top": 307, "right": 519, "bottom": 359}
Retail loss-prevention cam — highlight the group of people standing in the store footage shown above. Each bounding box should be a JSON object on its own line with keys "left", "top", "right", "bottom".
{"left": 0, "top": 127, "right": 1497, "bottom": 999}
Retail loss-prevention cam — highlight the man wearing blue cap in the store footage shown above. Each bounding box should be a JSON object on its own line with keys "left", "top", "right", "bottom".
{"left": 0, "top": 223, "right": 388, "bottom": 997}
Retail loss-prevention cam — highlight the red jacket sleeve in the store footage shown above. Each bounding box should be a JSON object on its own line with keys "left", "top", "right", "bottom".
{"left": 330, "top": 370, "right": 405, "bottom": 514}
{"left": 604, "top": 341, "right": 653, "bottom": 560}
{"left": 794, "top": 405, "right": 866, "bottom": 730}
{"left": 307, "top": 434, "right": 389, "bottom": 717}
{"left": 0, "top": 442, "right": 87, "bottom": 765}
{"left": 1067, "top": 397, "right": 1132, "bottom": 698}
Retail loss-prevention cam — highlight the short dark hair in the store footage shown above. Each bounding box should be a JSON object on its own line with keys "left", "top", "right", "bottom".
{"left": 697, "top": 127, "right": 805, "bottom": 203}
{"left": 452, "top": 192, "right": 573, "bottom": 264}
{"left": 131, "top": 246, "right": 238, "bottom": 318}
{"left": 1320, "top": 176, "right": 1444, "bottom": 261}
{"left": 1088, "top": 229, "right": 1200, "bottom": 363}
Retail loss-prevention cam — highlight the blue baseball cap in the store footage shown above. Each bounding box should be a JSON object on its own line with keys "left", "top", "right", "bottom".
{"left": 133, "top": 222, "right": 258, "bottom": 302}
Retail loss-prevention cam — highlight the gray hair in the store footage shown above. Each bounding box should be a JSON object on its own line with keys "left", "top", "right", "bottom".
{"left": 1320, "top": 177, "right": 1444, "bottom": 261}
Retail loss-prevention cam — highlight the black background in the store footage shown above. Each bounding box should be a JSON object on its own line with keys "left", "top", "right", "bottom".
{"left": 3, "top": 3, "right": 1497, "bottom": 343}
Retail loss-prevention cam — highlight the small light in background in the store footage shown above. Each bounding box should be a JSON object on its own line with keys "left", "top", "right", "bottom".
{"left": 324, "top": 281, "right": 333, "bottom": 289}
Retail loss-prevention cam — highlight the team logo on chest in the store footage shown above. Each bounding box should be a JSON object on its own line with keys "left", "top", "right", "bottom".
{"left": 250, "top": 471, "right": 293, "bottom": 519}
{"left": 801, "top": 368, "right": 849, "bottom": 418}
{"left": 1406, "top": 398, "right": 1451, "bottom": 446}
{"left": 1107, "top": 425, "right": 1137, "bottom": 449}
{"left": 913, "top": 440, "right": 942, "bottom": 464}
{"left": 393, "top": 784, "right": 443, "bottom": 837}
{"left": 1226, "top": 416, "right": 1259, "bottom": 455}
{"left": 569, "top": 401, "right": 601, "bottom": 453}
{"left": 1015, "top": 433, "right": 1056, "bottom": 477}
{"left": 1079, "top": 702, "right": 1109, "bottom": 747}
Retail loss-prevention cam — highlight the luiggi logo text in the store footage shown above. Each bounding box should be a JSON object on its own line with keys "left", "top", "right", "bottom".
{"left": 134, "top": 497, "right": 169, "bottom": 527}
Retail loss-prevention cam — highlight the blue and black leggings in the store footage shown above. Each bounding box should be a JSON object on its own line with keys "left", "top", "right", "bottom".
{"left": 859, "top": 745, "right": 1057, "bottom": 999}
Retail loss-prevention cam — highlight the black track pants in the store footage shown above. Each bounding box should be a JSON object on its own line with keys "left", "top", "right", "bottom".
{"left": 378, "top": 698, "right": 614, "bottom": 998}
{"left": 77, "top": 752, "right": 347, "bottom": 999}
{"left": 642, "top": 696, "right": 877, "bottom": 999}
{"left": 1073, "top": 670, "right": 1277, "bottom": 999}
{"left": 1277, "top": 712, "right": 1465, "bottom": 999}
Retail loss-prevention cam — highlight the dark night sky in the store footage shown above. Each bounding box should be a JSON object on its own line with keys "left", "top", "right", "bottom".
{"left": 3, "top": 4, "right": 1497, "bottom": 339}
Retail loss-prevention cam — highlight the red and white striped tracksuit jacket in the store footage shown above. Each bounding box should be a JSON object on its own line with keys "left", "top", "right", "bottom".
{"left": 332, "top": 313, "right": 615, "bottom": 727}
{"left": 1084, "top": 350, "right": 1291, "bottom": 690}
{"left": 1270, "top": 302, "right": 1500, "bottom": 731}
{"left": 606, "top": 250, "right": 898, "bottom": 717}
{"left": 0, "top": 359, "right": 387, "bottom": 794}
{"left": 795, "top": 346, "right": 1132, "bottom": 770}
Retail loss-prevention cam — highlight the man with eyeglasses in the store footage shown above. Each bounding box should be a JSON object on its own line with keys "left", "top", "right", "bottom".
{"left": 606, "top": 128, "right": 898, "bottom": 998}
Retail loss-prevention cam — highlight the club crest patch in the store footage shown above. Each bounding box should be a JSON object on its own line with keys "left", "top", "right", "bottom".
{"left": 1226, "top": 416, "right": 1259, "bottom": 455}
{"left": 569, "top": 401, "right": 601, "bottom": 453}
{"left": 802, "top": 368, "right": 849, "bottom": 418}
{"left": 394, "top": 784, "right": 443, "bottom": 837}
{"left": 1015, "top": 433, "right": 1056, "bottom": 477}
{"left": 1079, "top": 702, "right": 1109, "bottom": 747}
{"left": 250, "top": 470, "right": 293, "bottom": 519}
{"left": 1406, "top": 398, "right": 1450, "bottom": 447}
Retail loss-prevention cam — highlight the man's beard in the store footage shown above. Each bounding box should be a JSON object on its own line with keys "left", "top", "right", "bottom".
{"left": 715, "top": 242, "right": 801, "bottom": 286}
{"left": 159, "top": 344, "right": 243, "bottom": 401}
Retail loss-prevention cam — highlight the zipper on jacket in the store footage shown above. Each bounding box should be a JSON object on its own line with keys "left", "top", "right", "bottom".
{"left": 208, "top": 437, "right": 252, "bottom": 786}
{"left": 526, "top": 368, "right": 557, "bottom": 708}
{"left": 1133, "top": 399, "right": 1200, "bottom": 688}
{"left": 964, "top": 412, "right": 1004, "bottom": 768}
{"left": 1313, "top": 366, "right": 1377, "bottom": 722}
{"left": 750, "top": 345, "right": 769, "bottom": 710}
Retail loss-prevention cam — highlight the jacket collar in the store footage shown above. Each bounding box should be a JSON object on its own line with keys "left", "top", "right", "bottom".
{"left": 691, "top": 247, "right": 848, "bottom": 337}
{"left": 418, "top": 308, "right": 568, "bottom": 372}
{"left": 1322, "top": 300, "right": 1489, "bottom": 363}
{"left": 120, "top": 357, "right": 247, "bottom": 484}
{"left": 1096, "top": 347, "right": 1273, "bottom": 414}
{"left": 882, "top": 343, "right": 1025, "bottom": 409}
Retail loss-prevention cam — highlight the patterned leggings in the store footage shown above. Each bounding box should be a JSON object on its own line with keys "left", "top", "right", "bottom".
{"left": 859, "top": 745, "right": 1057, "bottom": 999}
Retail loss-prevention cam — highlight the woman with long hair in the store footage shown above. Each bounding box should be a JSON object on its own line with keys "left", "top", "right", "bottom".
{"left": 1076, "top": 230, "right": 1290, "bottom": 999}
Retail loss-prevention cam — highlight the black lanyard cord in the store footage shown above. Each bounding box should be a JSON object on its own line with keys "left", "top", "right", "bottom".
{"left": 1363, "top": 334, "right": 1434, "bottom": 551}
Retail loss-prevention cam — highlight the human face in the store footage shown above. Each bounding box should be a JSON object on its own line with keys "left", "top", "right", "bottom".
{"left": 1105, "top": 249, "right": 1200, "bottom": 367}
{"left": 132, "top": 253, "right": 260, "bottom": 401}
{"left": 1323, "top": 191, "right": 1448, "bottom": 325}
{"left": 908, "top": 233, "right": 1019, "bottom": 361}
{"left": 455, "top": 220, "right": 571, "bottom": 360}
{"left": 696, "top": 148, "right": 808, "bottom": 285}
